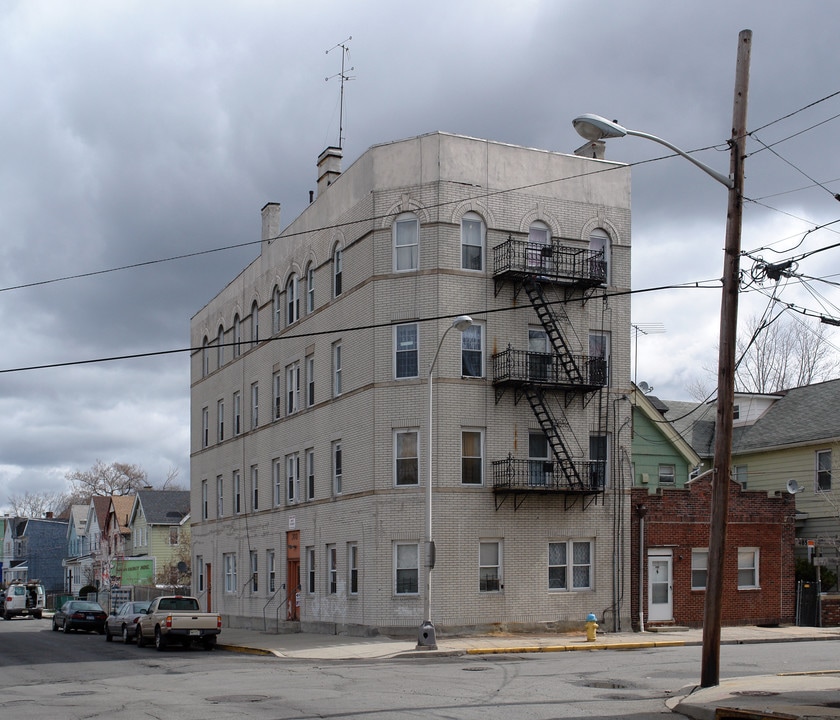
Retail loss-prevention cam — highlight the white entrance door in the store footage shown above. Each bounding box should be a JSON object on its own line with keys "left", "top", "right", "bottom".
{"left": 647, "top": 550, "right": 673, "bottom": 622}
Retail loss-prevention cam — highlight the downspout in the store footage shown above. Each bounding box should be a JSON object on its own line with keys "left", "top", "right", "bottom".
{"left": 637, "top": 504, "right": 647, "bottom": 632}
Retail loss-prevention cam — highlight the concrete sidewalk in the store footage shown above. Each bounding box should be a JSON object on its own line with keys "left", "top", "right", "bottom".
{"left": 215, "top": 624, "right": 840, "bottom": 719}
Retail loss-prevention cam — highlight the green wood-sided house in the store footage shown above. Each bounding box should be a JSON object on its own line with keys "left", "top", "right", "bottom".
{"left": 128, "top": 490, "right": 190, "bottom": 585}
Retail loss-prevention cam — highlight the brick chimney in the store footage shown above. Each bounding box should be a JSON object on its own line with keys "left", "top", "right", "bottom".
{"left": 316, "top": 146, "right": 343, "bottom": 196}
{"left": 261, "top": 202, "right": 281, "bottom": 244}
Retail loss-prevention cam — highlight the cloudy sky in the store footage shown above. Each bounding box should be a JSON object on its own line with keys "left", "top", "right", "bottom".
{"left": 1, "top": 1, "right": 838, "bottom": 509}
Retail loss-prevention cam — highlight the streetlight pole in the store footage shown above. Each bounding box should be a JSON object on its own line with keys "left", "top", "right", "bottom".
{"left": 572, "top": 29, "right": 751, "bottom": 688}
{"left": 417, "top": 315, "right": 473, "bottom": 651}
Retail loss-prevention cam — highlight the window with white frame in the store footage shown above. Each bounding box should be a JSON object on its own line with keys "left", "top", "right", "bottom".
{"left": 202, "top": 337, "right": 209, "bottom": 377}
{"left": 306, "top": 354, "right": 315, "bottom": 407}
{"left": 732, "top": 464, "right": 748, "bottom": 488}
{"left": 589, "top": 228, "right": 610, "bottom": 284}
{"left": 287, "top": 362, "right": 300, "bottom": 415}
{"left": 479, "top": 540, "right": 502, "bottom": 592}
{"left": 548, "top": 540, "right": 593, "bottom": 590}
{"left": 217, "top": 399, "right": 225, "bottom": 442}
{"left": 348, "top": 543, "right": 358, "bottom": 595}
{"left": 395, "top": 323, "right": 418, "bottom": 379}
{"left": 461, "top": 430, "right": 483, "bottom": 485}
{"left": 272, "top": 459, "right": 282, "bottom": 507}
{"left": 738, "top": 548, "right": 759, "bottom": 589}
{"left": 589, "top": 434, "right": 608, "bottom": 489}
{"left": 333, "top": 441, "right": 343, "bottom": 495}
{"left": 461, "top": 324, "right": 483, "bottom": 377}
{"left": 233, "top": 314, "right": 241, "bottom": 357}
{"left": 233, "top": 391, "right": 241, "bottom": 436}
{"left": 250, "top": 465, "right": 259, "bottom": 511}
{"left": 658, "top": 464, "right": 676, "bottom": 485}
{"left": 327, "top": 545, "right": 337, "bottom": 594}
{"left": 217, "top": 325, "right": 224, "bottom": 368}
{"left": 395, "top": 543, "right": 419, "bottom": 595}
{"left": 202, "top": 407, "right": 209, "bottom": 448}
{"left": 588, "top": 331, "right": 609, "bottom": 386}
{"left": 306, "top": 448, "right": 315, "bottom": 500}
{"left": 201, "top": 480, "right": 208, "bottom": 520}
{"left": 333, "top": 341, "right": 342, "bottom": 396}
{"left": 272, "top": 371, "right": 282, "bottom": 420}
{"left": 394, "top": 213, "right": 419, "bottom": 271}
{"left": 461, "top": 212, "right": 484, "bottom": 271}
{"left": 333, "top": 246, "right": 343, "bottom": 297}
{"left": 527, "top": 221, "right": 551, "bottom": 269}
{"left": 287, "top": 274, "right": 299, "bottom": 326}
{"left": 233, "top": 470, "right": 241, "bottom": 514}
{"left": 817, "top": 449, "right": 832, "bottom": 492}
{"left": 223, "top": 553, "right": 237, "bottom": 593}
{"left": 196, "top": 556, "right": 205, "bottom": 592}
{"left": 251, "top": 382, "right": 259, "bottom": 429}
{"left": 306, "top": 263, "right": 315, "bottom": 313}
{"left": 691, "top": 549, "right": 708, "bottom": 590}
{"left": 307, "top": 547, "right": 316, "bottom": 594}
{"left": 286, "top": 453, "right": 300, "bottom": 504}
{"left": 216, "top": 475, "right": 224, "bottom": 517}
{"left": 395, "top": 430, "right": 419, "bottom": 486}
{"left": 273, "top": 286, "right": 282, "bottom": 334}
{"left": 250, "top": 550, "right": 258, "bottom": 592}
{"left": 251, "top": 300, "right": 259, "bottom": 346}
{"left": 267, "top": 550, "right": 276, "bottom": 593}
{"left": 529, "top": 431, "right": 550, "bottom": 487}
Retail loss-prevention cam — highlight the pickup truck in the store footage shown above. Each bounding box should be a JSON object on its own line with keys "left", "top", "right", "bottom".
{"left": 135, "top": 595, "right": 221, "bottom": 651}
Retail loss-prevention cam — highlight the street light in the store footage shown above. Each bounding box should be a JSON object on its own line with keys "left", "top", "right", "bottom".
{"left": 572, "top": 29, "right": 751, "bottom": 689}
{"left": 417, "top": 314, "right": 473, "bottom": 650}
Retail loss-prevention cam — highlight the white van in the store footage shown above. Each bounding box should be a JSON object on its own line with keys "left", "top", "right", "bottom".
{"left": 1, "top": 580, "right": 45, "bottom": 619}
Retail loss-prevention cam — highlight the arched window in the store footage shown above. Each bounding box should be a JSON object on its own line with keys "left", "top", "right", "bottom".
{"left": 217, "top": 325, "right": 224, "bottom": 368}
{"left": 306, "top": 263, "right": 315, "bottom": 314}
{"left": 393, "top": 213, "right": 419, "bottom": 272}
{"left": 589, "top": 228, "right": 610, "bottom": 285}
{"left": 461, "top": 212, "right": 485, "bottom": 271}
{"left": 251, "top": 301, "right": 259, "bottom": 346}
{"left": 333, "top": 247, "right": 343, "bottom": 298}
{"left": 202, "top": 336, "right": 210, "bottom": 377}
{"left": 287, "top": 274, "right": 299, "bottom": 325}
{"left": 272, "top": 286, "right": 282, "bottom": 334}
{"left": 527, "top": 221, "right": 551, "bottom": 270}
{"left": 233, "top": 314, "right": 241, "bottom": 357}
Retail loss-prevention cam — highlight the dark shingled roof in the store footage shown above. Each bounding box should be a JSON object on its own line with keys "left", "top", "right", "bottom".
{"left": 135, "top": 490, "right": 190, "bottom": 525}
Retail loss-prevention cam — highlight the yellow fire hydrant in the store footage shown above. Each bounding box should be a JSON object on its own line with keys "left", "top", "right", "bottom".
{"left": 585, "top": 613, "right": 599, "bottom": 642}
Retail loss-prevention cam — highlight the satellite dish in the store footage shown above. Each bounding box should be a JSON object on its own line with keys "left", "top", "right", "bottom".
{"left": 177, "top": 561, "right": 188, "bottom": 573}
{"left": 786, "top": 479, "right": 803, "bottom": 494}
{"left": 638, "top": 381, "right": 653, "bottom": 394}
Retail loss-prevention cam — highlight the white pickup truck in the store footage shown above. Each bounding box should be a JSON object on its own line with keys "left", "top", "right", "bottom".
{"left": 135, "top": 595, "right": 221, "bottom": 651}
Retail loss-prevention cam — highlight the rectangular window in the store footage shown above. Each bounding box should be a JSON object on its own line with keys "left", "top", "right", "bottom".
{"left": 395, "top": 543, "right": 419, "bottom": 595}
{"left": 817, "top": 449, "right": 832, "bottom": 492}
{"left": 333, "top": 247, "right": 343, "bottom": 297}
{"left": 333, "top": 342, "right": 342, "bottom": 396}
{"left": 333, "top": 442, "right": 343, "bottom": 495}
{"left": 395, "top": 324, "right": 418, "bottom": 379}
{"left": 461, "top": 324, "right": 484, "bottom": 378}
{"left": 251, "top": 465, "right": 259, "bottom": 511}
{"left": 548, "top": 540, "right": 593, "bottom": 590}
{"left": 216, "top": 475, "right": 224, "bottom": 517}
{"left": 588, "top": 332, "right": 610, "bottom": 386}
{"left": 348, "top": 544, "right": 358, "bottom": 595}
{"left": 287, "top": 362, "right": 300, "bottom": 415}
{"left": 287, "top": 275, "right": 299, "bottom": 325}
{"left": 394, "top": 216, "right": 419, "bottom": 271}
{"left": 251, "top": 382, "right": 259, "bottom": 429}
{"left": 327, "top": 545, "right": 337, "bottom": 594}
{"left": 732, "top": 464, "right": 748, "bottom": 488}
{"left": 201, "top": 480, "right": 208, "bottom": 520}
{"left": 589, "top": 434, "right": 608, "bottom": 489}
{"left": 658, "top": 464, "right": 676, "bottom": 485}
{"left": 306, "top": 449, "right": 315, "bottom": 500}
{"left": 479, "top": 541, "right": 501, "bottom": 592}
{"left": 196, "top": 556, "right": 205, "bottom": 593}
{"left": 224, "top": 553, "right": 237, "bottom": 593}
{"left": 273, "top": 459, "right": 283, "bottom": 506}
{"left": 217, "top": 399, "right": 225, "bottom": 442}
{"left": 273, "top": 371, "right": 283, "bottom": 420}
{"left": 267, "top": 550, "right": 276, "bottom": 593}
{"left": 691, "top": 549, "right": 708, "bottom": 590}
{"left": 461, "top": 215, "right": 483, "bottom": 270}
{"left": 306, "top": 265, "right": 315, "bottom": 313}
{"left": 461, "top": 430, "right": 483, "bottom": 485}
{"left": 287, "top": 453, "right": 300, "bottom": 504}
{"left": 233, "top": 471, "right": 241, "bottom": 514}
{"left": 202, "top": 407, "right": 209, "bottom": 448}
{"left": 233, "top": 391, "right": 241, "bottom": 436}
{"left": 250, "top": 550, "right": 258, "bottom": 593}
{"left": 738, "top": 548, "right": 759, "bottom": 589}
{"left": 306, "top": 354, "right": 315, "bottom": 407}
{"left": 307, "top": 547, "right": 316, "bottom": 594}
{"left": 528, "top": 432, "right": 550, "bottom": 487}
{"left": 395, "top": 430, "right": 419, "bottom": 486}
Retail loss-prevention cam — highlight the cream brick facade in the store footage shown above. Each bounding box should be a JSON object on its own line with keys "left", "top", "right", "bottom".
{"left": 190, "top": 132, "right": 633, "bottom": 634}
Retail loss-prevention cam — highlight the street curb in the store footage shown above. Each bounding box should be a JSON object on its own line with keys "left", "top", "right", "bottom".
{"left": 217, "top": 643, "right": 276, "bottom": 656}
{"left": 464, "top": 640, "right": 686, "bottom": 655}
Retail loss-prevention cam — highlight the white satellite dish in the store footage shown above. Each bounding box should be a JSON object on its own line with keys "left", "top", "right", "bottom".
{"left": 786, "top": 479, "right": 804, "bottom": 494}
{"left": 638, "top": 381, "right": 653, "bottom": 394}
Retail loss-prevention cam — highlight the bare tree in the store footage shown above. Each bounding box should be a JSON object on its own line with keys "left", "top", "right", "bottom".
{"left": 6, "top": 490, "right": 68, "bottom": 518}
{"left": 736, "top": 313, "right": 840, "bottom": 393}
{"left": 63, "top": 460, "right": 149, "bottom": 507}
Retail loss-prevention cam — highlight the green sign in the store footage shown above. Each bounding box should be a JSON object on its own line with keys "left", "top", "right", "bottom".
{"left": 110, "top": 558, "right": 155, "bottom": 587}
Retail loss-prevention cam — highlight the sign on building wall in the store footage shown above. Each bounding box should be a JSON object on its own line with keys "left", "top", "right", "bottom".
{"left": 109, "top": 558, "right": 155, "bottom": 587}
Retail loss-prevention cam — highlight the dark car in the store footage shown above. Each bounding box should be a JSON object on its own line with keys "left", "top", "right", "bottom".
{"left": 105, "top": 600, "right": 151, "bottom": 643}
{"left": 52, "top": 600, "right": 107, "bottom": 634}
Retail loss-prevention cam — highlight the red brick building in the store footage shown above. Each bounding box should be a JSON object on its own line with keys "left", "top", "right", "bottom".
{"left": 630, "top": 476, "right": 796, "bottom": 630}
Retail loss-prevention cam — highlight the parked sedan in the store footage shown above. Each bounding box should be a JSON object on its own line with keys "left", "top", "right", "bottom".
{"left": 52, "top": 600, "right": 107, "bottom": 634}
{"left": 105, "top": 600, "right": 151, "bottom": 643}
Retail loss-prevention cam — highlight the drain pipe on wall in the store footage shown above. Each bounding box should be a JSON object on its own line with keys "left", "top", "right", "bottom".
{"left": 637, "top": 504, "right": 647, "bottom": 633}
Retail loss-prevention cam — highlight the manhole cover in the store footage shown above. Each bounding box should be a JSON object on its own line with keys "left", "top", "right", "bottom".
{"left": 207, "top": 694, "right": 269, "bottom": 704}
{"left": 732, "top": 690, "right": 779, "bottom": 697}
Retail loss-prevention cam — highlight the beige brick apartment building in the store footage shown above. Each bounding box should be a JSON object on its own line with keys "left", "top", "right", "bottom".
{"left": 190, "top": 132, "right": 633, "bottom": 635}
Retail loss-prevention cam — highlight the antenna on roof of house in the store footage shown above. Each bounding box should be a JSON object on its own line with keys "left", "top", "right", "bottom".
{"left": 325, "top": 36, "right": 355, "bottom": 150}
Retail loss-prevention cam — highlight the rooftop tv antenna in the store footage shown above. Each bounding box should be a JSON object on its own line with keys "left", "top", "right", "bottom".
{"left": 632, "top": 322, "right": 666, "bottom": 385}
{"left": 325, "top": 36, "right": 355, "bottom": 150}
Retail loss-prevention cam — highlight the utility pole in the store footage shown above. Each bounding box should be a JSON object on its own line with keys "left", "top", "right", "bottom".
{"left": 701, "top": 29, "right": 752, "bottom": 688}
